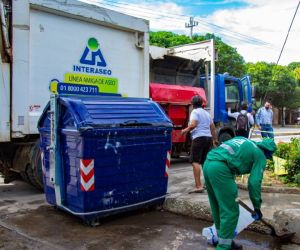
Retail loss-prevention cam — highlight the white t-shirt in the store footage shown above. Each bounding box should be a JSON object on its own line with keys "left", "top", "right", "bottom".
{"left": 189, "top": 108, "right": 213, "bottom": 140}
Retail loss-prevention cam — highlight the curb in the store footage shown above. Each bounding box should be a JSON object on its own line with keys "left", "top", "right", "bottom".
{"left": 163, "top": 197, "right": 273, "bottom": 235}
{"left": 163, "top": 197, "right": 211, "bottom": 221}
{"left": 237, "top": 183, "right": 300, "bottom": 194}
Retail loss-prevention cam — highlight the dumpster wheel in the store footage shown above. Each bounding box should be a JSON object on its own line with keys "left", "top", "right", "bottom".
{"left": 86, "top": 219, "right": 101, "bottom": 227}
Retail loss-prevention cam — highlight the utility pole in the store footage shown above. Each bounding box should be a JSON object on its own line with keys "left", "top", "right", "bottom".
{"left": 185, "top": 17, "right": 198, "bottom": 38}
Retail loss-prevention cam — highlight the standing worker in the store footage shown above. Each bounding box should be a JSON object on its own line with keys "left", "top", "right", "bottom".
{"left": 256, "top": 101, "right": 274, "bottom": 138}
{"left": 181, "top": 95, "right": 218, "bottom": 193}
{"left": 228, "top": 102, "right": 254, "bottom": 138}
{"left": 203, "top": 137, "right": 276, "bottom": 250}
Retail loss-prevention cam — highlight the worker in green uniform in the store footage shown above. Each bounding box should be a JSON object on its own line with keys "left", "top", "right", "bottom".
{"left": 203, "top": 137, "right": 276, "bottom": 250}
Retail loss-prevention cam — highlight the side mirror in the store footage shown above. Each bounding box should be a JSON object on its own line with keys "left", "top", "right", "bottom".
{"left": 251, "top": 86, "right": 256, "bottom": 98}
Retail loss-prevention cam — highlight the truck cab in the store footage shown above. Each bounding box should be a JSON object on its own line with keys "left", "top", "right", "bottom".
{"left": 200, "top": 73, "right": 253, "bottom": 141}
{"left": 150, "top": 41, "right": 254, "bottom": 156}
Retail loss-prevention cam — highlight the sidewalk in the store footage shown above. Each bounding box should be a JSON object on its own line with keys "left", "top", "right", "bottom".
{"left": 251, "top": 126, "right": 300, "bottom": 138}
{"left": 163, "top": 163, "right": 300, "bottom": 239}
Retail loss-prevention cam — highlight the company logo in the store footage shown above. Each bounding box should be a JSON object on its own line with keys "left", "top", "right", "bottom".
{"left": 73, "top": 37, "right": 112, "bottom": 76}
{"left": 80, "top": 38, "right": 107, "bottom": 67}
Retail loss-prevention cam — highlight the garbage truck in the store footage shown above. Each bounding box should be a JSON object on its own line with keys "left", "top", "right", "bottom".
{"left": 149, "top": 42, "right": 253, "bottom": 157}
{"left": 0, "top": 0, "right": 253, "bottom": 188}
{"left": 0, "top": 0, "right": 150, "bottom": 188}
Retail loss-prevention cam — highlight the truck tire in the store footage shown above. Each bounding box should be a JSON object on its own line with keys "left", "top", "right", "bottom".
{"left": 218, "top": 131, "right": 233, "bottom": 143}
{"left": 15, "top": 141, "right": 43, "bottom": 190}
{"left": 28, "top": 142, "right": 43, "bottom": 190}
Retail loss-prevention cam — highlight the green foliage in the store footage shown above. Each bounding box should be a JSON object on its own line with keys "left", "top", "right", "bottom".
{"left": 293, "top": 68, "right": 300, "bottom": 87}
{"left": 289, "top": 62, "right": 300, "bottom": 86}
{"left": 245, "top": 62, "right": 297, "bottom": 112}
{"left": 265, "top": 159, "right": 274, "bottom": 171}
{"left": 150, "top": 32, "right": 299, "bottom": 109}
{"left": 245, "top": 62, "right": 273, "bottom": 103}
{"left": 285, "top": 87, "right": 300, "bottom": 109}
{"left": 268, "top": 65, "right": 296, "bottom": 109}
{"left": 214, "top": 39, "right": 245, "bottom": 77}
{"left": 149, "top": 31, "right": 245, "bottom": 77}
{"left": 149, "top": 31, "right": 193, "bottom": 47}
{"left": 288, "top": 62, "right": 300, "bottom": 71}
{"left": 274, "top": 139, "right": 300, "bottom": 185}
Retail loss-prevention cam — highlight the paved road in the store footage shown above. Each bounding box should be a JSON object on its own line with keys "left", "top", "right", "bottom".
{"left": 1, "top": 179, "right": 299, "bottom": 249}
{"left": 0, "top": 131, "right": 299, "bottom": 250}
{"left": 250, "top": 126, "right": 300, "bottom": 143}
{"left": 0, "top": 180, "right": 208, "bottom": 250}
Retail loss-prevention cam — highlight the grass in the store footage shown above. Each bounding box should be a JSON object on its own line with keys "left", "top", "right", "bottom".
{"left": 235, "top": 170, "right": 299, "bottom": 187}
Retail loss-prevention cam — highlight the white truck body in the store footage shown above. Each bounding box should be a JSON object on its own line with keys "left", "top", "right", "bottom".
{"left": 0, "top": 0, "right": 149, "bottom": 142}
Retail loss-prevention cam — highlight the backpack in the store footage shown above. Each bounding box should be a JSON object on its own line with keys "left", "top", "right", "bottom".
{"left": 236, "top": 112, "right": 248, "bottom": 131}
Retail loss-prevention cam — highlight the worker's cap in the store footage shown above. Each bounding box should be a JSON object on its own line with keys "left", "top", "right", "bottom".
{"left": 191, "top": 95, "right": 203, "bottom": 107}
{"left": 254, "top": 139, "right": 277, "bottom": 159}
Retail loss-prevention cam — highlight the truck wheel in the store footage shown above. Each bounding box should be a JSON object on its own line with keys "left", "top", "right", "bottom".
{"left": 16, "top": 141, "right": 43, "bottom": 190}
{"left": 219, "top": 132, "right": 232, "bottom": 143}
{"left": 20, "top": 166, "right": 31, "bottom": 184}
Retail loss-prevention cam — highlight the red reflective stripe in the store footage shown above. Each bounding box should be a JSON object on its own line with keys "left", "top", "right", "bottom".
{"left": 87, "top": 183, "right": 95, "bottom": 191}
{"left": 80, "top": 183, "right": 94, "bottom": 192}
{"left": 165, "top": 151, "right": 171, "bottom": 177}
{"left": 81, "top": 159, "right": 93, "bottom": 167}
{"left": 80, "top": 159, "right": 95, "bottom": 192}
{"left": 80, "top": 168, "right": 95, "bottom": 183}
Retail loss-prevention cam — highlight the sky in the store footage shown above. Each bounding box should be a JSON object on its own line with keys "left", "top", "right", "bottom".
{"left": 81, "top": 0, "right": 300, "bottom": 65}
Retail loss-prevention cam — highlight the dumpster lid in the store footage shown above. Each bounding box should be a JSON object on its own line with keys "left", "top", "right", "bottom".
{"left": 38, "top": 96, "right": 172, "bottom": 129}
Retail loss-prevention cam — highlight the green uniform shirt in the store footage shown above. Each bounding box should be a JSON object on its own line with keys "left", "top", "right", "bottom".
{"left": 206, "top": 137, "right": 266, "bottom": 209}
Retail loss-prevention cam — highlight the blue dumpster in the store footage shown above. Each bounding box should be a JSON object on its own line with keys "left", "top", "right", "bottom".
{"left": 38, "top": 96, "right": 172, "bottom": 224}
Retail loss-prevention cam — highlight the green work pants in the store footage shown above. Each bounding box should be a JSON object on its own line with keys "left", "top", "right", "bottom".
{"left": 203, "top": 160, "right": 239, "bottom": 250}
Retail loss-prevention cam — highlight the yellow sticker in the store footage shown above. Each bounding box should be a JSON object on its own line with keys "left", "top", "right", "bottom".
{"left": 273, "top": 156, "right": 288, "bottom": 176}
{"left": 49, "top": 80, "right": 59, "bottom": 93}
{"left": 64, "top": 73, "right": 118, "bottom": 93}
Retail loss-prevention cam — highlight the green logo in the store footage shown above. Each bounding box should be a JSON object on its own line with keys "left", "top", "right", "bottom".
{"left": 80, "top": 37, "right": 107, "bottom": 67}
{"left": 87, "top": 38, "right": 99, "bottom": 51}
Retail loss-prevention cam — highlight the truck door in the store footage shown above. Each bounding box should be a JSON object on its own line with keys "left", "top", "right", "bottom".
{"left": 225, "top": 79, "right": 240, "bottom": 113}
{"left": 240, "top": 76, "right": 252, "bottom": 110}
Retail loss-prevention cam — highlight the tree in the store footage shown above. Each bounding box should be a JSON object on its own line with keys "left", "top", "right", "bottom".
{"left": 268, "top": 65, "right": 296, "bottom": 126}
{"left": 269, "top": 65, "right": 296, "bottom": 104}
{"left": 149, "top": 31, "right": 246, "bottom": 77}
{"left": 246, "top": 62, "right": 298, "bottom": 125}
{"left": 150, "top": 31, "right": 193, "bottom": 47}
{"left": 288, "top": 62, "right": 300, "bottom": 70}
{"left": 293, "top": 68, "right": 300, "bottom": 87}
{"left": 245, "top": 62, "right": 274, "bottom": 104}
{"left": 287, "top": 62, "right": 300, "bottom": 86}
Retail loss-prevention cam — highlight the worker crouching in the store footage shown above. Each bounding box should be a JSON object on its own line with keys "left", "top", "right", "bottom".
{"left": 203, "top": 137, "right": 276, "bottom": 250}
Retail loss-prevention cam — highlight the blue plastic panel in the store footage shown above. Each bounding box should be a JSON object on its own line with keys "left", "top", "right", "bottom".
{"left": 38, "top": 95, "right": 173, "bottom": 222}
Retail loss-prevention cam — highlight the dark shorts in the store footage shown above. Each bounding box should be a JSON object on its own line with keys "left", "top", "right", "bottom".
{"left": 190, "top": 136, "right": 213, "bottom": 164}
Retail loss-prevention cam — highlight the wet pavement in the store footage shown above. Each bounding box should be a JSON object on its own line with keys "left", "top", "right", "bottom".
{"left": 166, "top": 158, "right": 300, "bottom": 221}
{"left": 0, "top": 179, "right": 300, "bottom": 249}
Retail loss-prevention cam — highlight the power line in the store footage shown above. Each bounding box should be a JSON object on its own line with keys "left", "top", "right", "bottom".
{"left": 84, "top": 0, "right": 270, "bottom": 46}
{"left": 276, "top": 0, "right": 300, "bottom": 64}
